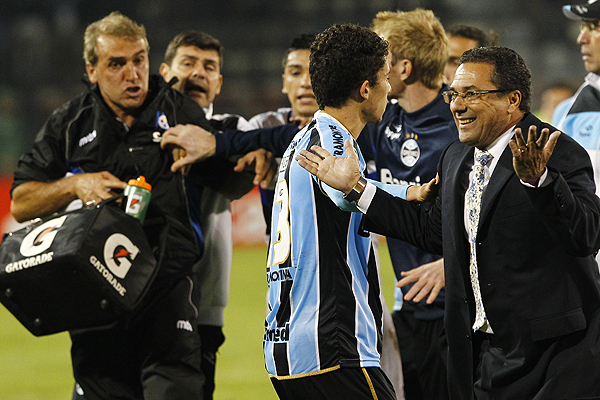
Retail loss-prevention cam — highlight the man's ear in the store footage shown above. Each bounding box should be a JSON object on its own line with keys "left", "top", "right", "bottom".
{"left": 358, "top": 80, "right": 371, "bottom": 101}
{"left": 507, "top": 90, "right": 522, "bottom": 114}
{"left": 159, "top": 63, "right": 170, "bottom": 81}
{"left": 398, "top": 59, "right": 414, "bottom": 83}
{"left": 85, "top": 63, "right": 97, "bottom": 84}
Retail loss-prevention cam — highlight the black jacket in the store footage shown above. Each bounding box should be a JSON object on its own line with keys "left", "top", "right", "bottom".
{"left": 363, "top": 113, "right": 600, "bottom": 398}
{"left": 12, "top": 75, "right": 226, "bottom": 270}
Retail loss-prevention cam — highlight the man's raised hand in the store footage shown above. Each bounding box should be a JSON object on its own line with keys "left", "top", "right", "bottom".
{"left": 508, "top": 125, "right": 560, "bottom": 186}
{"left": 295, "top": 138, "right": 361, "bottom": 194}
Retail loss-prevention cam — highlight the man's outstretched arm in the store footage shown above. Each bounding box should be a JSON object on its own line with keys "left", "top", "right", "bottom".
{"left": 161, "top": 123, "right": 300, "bottom": 173}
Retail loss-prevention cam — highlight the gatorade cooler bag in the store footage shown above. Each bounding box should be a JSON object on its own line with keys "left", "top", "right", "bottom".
{"left": 0, "top": 197, "right": 159, "bottom": 336}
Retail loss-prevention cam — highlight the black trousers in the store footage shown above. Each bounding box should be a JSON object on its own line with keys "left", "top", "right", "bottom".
{"left": 392, "top": 309, "right": 449, "bottom": 400}
{"left": 71, "top": 274, "right": 204, "bottom": 400}
{"left": 198, "top": 325, "right": 225, "bottom": 400}
{"left": 271, "top": 366, "right": 396, "bottom": 400}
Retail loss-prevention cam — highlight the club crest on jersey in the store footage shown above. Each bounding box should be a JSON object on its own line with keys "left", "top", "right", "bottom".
{"left": 153, "top": 112, "right": 170, "bottom": 142}
{"left": 156, "top": 112, "right": 170, "bottom": 130}
{"left": 400, "top": 138, "right": 420, "bottom": 167}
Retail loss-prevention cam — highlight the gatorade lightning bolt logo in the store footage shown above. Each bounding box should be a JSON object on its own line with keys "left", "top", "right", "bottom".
{"left": 126, "top": 193, "right": 144, "bottom": 214}
{"left": 34, "top": 227, "right": 57, "bottom": 244}
{"left": 113, "top": 247, "right": 132, "bottom": 261}
{"left": 20, "top": 215, "right": 68, "bottom": 257}
{"left": 103, "top": 233, "right": 140, "bottom": 279}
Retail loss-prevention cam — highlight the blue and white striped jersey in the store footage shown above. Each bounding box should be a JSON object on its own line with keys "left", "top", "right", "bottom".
{"left": 264, "top": 110, "right": 385, "bottom": 378}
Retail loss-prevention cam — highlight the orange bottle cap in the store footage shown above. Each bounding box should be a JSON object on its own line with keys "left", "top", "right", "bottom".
{"left": 127, "top": 176, "right": 152, "bottom": 191}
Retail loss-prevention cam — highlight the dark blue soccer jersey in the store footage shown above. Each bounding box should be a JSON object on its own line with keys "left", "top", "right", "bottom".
{"left": 264, "top": 111, "right": 399, "bottom": 377}
{"left": 358, "top": 90, "right": 458, "bottom": 319}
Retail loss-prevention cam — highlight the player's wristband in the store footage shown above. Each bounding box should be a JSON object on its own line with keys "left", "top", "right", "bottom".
{"left": 343, "top": 177, "right": 367, "bottom": 202}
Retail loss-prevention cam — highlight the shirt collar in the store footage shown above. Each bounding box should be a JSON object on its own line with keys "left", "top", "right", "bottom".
{"left": 203, "top": 103, "right": 214, "bottom": 120}
{"left": 585, "top": 72, "right": 600, "bottom": 92}
{"left": 476, "top": 125, "right": 516, "bottom": 172}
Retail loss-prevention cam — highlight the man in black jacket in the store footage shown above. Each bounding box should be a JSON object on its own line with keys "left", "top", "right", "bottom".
{"left": 11, "top": 12, "right": 219, "bottom": 400}
{"left": 295, "top": 46, "right": 600, "bottom": 399}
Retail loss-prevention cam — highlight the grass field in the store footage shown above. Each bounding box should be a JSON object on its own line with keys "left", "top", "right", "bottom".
{"left": 0, "top": 242, "right": 397, "bottom": 399}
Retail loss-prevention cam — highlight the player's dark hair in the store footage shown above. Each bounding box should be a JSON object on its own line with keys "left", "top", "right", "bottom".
{"left": 282, "top": 33, "right": 317, "bottom": 68}
{"left": 447, "top": 25, "right": 498, "bottom": 47}
{"left": 310, "top": 24, "right": 388, "bottom": 109}
{"left": 164, "top": 30, "right": 224, "bottom": 68}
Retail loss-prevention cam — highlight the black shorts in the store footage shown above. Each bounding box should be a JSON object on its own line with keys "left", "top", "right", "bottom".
{"left": 70, "top": 272, "right": 203, "bottom": 400}
{"left": 271, "top": 366, "right": 396, "bottom": 400}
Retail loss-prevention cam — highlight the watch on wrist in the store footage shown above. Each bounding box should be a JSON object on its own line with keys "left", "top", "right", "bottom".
{"left": 343, "top": 177, "right": 367, "bottom": 202}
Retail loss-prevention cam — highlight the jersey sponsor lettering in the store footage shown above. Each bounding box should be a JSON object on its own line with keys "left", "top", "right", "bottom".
{"left": 264, "top": 323, "right": 290, "bottom": 342}
{"left": 267, "top": 267, "right": 293, "bottom": 284}
{"left": 380, "top": 168, "right": 422, "bottom": 187}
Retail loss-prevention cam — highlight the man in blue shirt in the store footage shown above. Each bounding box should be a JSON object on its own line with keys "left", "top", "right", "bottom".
{"left": 554, "top": 1, "right": 600, "bottom": 267}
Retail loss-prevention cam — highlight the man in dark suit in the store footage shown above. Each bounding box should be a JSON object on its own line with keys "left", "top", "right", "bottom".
{"left": 295, "top": 46, "right": 600, "bottom": 399}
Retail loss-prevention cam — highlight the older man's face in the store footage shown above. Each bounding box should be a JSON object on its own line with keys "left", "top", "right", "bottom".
{"left": 449, "top": 62, "right": 516, "bottom": 149}
{"left": 86, "top": 35, "right": 149, "bottom": 123}
{"left": 577, "top": 20, "right": 600, "bottom": 74}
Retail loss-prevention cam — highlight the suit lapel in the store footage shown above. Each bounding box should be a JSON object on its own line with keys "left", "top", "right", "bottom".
{"left": 478, "top": 113, "right": 540, "bottom": 230}
{"left": 479, "top": 145, "right": 514, "bottom": 227}
{"left": 445, "top": 143, "right": 474, "bottom": 248}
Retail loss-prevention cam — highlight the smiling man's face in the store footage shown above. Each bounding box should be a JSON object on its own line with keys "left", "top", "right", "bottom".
{"left": 160, "top": 45, "right": 223, "bottom": 109}
{"left": 450, "top": 62, "right": 517, "bottom": 149}
{"left": 86, "top": 34, "right": 149, "bottom": 123}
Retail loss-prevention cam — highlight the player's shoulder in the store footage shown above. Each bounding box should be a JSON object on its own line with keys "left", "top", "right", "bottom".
{"left": 248, "top": 108, "right": 292, "bottom": 129}
{"left": 211, "top": 113, "right": 252, "bottom": 131}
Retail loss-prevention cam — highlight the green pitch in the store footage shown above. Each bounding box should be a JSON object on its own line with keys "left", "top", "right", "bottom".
{"left": 0, "top": 243, "right": 397, "bottom": 399}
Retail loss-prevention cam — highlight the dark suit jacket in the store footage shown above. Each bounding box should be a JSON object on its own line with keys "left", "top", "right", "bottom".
{"left": 363, "top": 113, "right": 600, "bottom": 399}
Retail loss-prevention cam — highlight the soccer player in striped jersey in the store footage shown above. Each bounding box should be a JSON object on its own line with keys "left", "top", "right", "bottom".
{"left": 160, "top": 23, "right": 436, "bottom": 399}
{"left": 264, "top": 24, "right": 427, "bottom": 399}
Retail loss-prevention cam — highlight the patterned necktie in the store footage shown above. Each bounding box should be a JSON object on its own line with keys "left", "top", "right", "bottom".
{"left": 465, "top": 149, "right": 493, "bottom": 331}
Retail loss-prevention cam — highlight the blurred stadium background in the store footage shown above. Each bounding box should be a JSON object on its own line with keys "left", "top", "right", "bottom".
{"left": 0, "top": 0, "right": 588, "bottom": 398}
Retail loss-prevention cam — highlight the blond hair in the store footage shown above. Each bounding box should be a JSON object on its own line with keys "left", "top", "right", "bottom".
{"left": 83, "top": 11, "right": 148, "bottom": 66}
{"left": 372, "top": 9, "right": 448, "bottom": 89}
